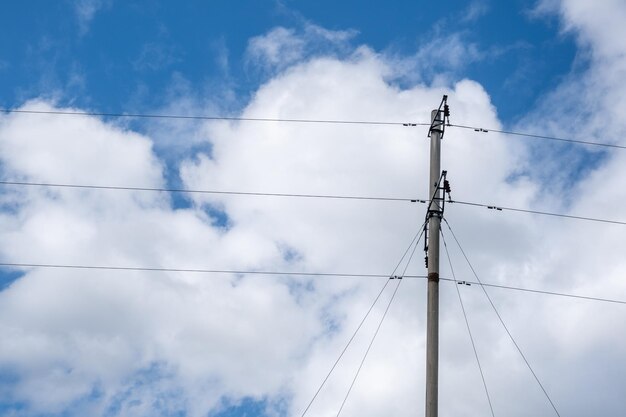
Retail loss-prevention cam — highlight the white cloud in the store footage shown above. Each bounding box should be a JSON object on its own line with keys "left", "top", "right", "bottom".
{"left": 382, "top": 32, "right": 497, "bottom": 86}
{"left": 0, "top": 102, "right": 320, "bottom": 415}
{"left": 247, "top": 27, "right": 305, "bottom": 70}
{"left": 133, "top": 43, "right": 180, "bottom": 72}
{"left": 1, "top": 53, "right": 537, "bottom": 416}
{"left": 2, "top": 3, "right": 626, "bottom": 415}
{"left": 518, "top": 0, "right": 626, "bottom": 192}
{"left": 74, "top": 0, "right": 109, "bottom": 35}
{"left": 245, "top": 24, "right": 357, "bottom": 74}
{"left": 462, "top": 0, "right": 490, "bottom": 22}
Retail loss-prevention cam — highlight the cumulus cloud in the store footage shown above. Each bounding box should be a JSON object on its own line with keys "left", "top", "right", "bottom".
{"left": 2, "top": 2, "right": 626, "bottom": 416}
{"left": 0, "top": 101, "right": 330, "bottom": 415}
{"left": 0, "top": 59, "right": 535, "bottom": 417}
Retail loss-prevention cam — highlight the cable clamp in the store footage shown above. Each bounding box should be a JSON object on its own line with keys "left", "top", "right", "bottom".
{"left": 426, "top": 209, "right": 443, "bottom": 219}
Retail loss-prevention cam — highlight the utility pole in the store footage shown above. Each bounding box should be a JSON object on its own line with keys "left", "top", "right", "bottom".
{"left": 425, "top": 98, "right": 447, "bottom": 417}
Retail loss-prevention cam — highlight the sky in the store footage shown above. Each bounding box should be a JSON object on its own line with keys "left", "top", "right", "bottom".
{"left": 0, "top": 1, "right": 625, "bottom": 416}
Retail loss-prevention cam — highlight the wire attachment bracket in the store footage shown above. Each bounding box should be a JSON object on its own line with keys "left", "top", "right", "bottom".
{"left": 423, "top": 171, "right": 452, "bottom": 264}
{"left": 428, "top": 95, "right": 450, "bottom": 139}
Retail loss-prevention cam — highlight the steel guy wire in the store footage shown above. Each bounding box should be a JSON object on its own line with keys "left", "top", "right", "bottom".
{"left": 440, "top": 228, "right": 495, "bottom": 417}
{"left": 442, "top": 217, "right": 561, "bottom": 417}
{"left": 336, "top": 278, "right": 403, "bottom": 417}
{"left": 334, "top": 220, "right": 426, "bottom": 416}
{"left": 300, "top": 220, "right": 427, "bottom": 417}
{"left": 299, "top": 277, "right": 392, "bottom": 417}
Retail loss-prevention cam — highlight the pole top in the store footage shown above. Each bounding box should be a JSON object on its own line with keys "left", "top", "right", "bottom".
{"left": 428, "top": 95, "right": 450, "bottom": 139}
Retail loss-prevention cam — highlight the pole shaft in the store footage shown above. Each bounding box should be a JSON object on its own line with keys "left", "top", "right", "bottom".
{"left": 425, "top": 109, "right": 443, "bottom": 417}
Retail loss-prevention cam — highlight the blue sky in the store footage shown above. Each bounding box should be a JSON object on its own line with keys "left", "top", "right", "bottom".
{"left": 2, "top": 1, "right": 626, "bottom": 417}
{"left": 1, "top": 0, "right": 576, "bottom": 123}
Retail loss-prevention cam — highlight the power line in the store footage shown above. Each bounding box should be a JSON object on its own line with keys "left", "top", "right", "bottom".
{"left": 450, "top": 199, "right": 626, "bottom": 226}
{"left": 440, "top": 277, "right": 626, "bottom": 306}
{"left": 440, "top": 228, "right": 495, "bottom": 417}
{"left": 0, "top": 180, "right": 426, "bottom": 203}
{"left": 0, "top": 262, "right": 426, "bottom": 279}
{"left": 3, "top": 262, "right": 625, "bottom": 305}
{"left": 449, "top": 123, "right": 626, "bottom": 150}
{"left": 4, "top": 180, "right": 626, "bottom": 226}
{"left": 4, "top": 108, "right": 623, "bottom": 149}
{"left": 0, "top": 108, "right": 430, "bottom": 127}
{"left": 442, "top": 218, "right": 561, "bottom": 417}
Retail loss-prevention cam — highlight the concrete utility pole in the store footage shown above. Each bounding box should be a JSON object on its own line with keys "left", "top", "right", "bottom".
{"left": 425, "top": 106, "right": 445, "bottom": 417}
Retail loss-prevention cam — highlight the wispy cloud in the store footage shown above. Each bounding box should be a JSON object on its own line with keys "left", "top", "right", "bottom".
{"left": 133, "top": 42, "right": 181, "bottom": 72}
{"left": 245, "top": 23, "right": 357, "bottom": 75}
{"left": 73, "top": 0, "right": 109, "bottom": 35}
{"left": 381, "top": 29, "right": 531, "bottom": 89}
{"left": 462, "top": 0, "right": 490, "bottom": 22}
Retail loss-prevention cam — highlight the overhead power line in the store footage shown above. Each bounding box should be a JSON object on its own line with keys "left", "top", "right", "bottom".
{"left": 0, "top": 262, "right": 626, "bottom": 305}
{"left": 3, "top": 262, "right": 625, "bottom": 305}
{"left": 0, "top": 108, "right": 430, "bottom": 127}
{"left": 0, "top": 180, "right": 425, "bottom": 203}
{"left": 442, "top": 277, "right": 626, "bottom": 306}
{"left": 3, "top": 180, "right": 626, "bottom": 226}
{"left": 450, "top": 199, "right": 626, "bottom": 226}
{"left": 0, "top": 262, "right": 423, "bottom": 279}
{"left": 3, "top": 108, "right": 623, "bottom": 148}
{"left": 449, "top": 123, "right": 626, "bottom": 151}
